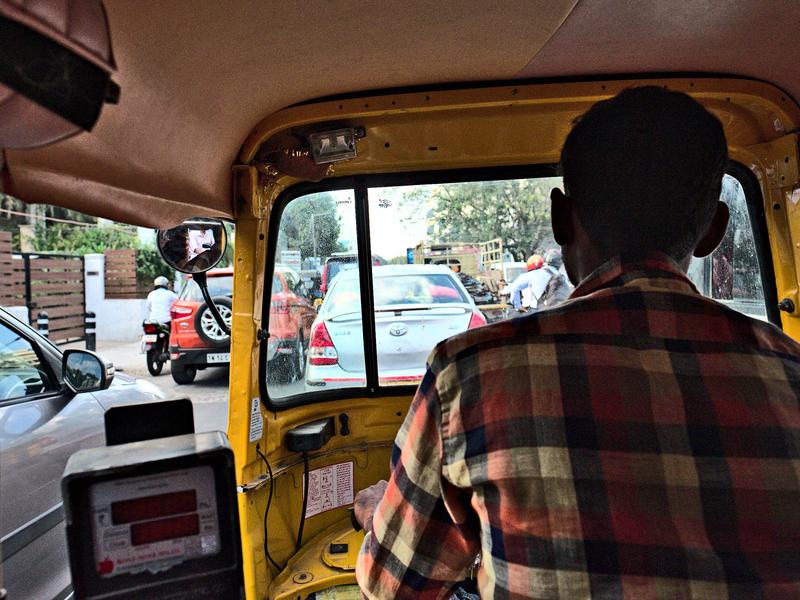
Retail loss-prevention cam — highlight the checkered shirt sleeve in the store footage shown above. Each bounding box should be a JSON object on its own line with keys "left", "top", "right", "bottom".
{"left": 356, "top": 363, "right": 480, "bottom": 599}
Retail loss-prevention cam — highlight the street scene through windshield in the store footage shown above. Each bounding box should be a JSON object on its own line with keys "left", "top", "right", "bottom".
{"left": 266, "top": 173, "right": 769, "bottom": 400}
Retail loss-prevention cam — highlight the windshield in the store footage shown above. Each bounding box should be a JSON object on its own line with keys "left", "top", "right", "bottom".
{"left": 179, "top": 275, "right": 233, "bottom": 301}
{"left": 266, "top": 172, "right": 769, "bottom": 405}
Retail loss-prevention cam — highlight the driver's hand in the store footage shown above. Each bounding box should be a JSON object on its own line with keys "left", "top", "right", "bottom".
{"left": 354, "top": 480, "right": 388, "bottom": 533}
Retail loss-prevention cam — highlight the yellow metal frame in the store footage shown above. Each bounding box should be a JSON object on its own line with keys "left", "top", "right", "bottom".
{"left": 227, "top": 77, "right": 800, "bottom": 599}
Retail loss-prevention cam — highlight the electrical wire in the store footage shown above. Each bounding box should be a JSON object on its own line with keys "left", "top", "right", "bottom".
{"left": 255, "top": 446, "right": 282, "bottom": 572}
{"left": 0, "top": 207, "right": 135, "bottom": 231}
{"left": 295, "top": 451, "right": 310, "bottom": 553}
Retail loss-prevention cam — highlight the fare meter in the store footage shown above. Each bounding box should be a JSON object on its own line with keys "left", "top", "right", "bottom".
{"left": 62, "top": 431, "right": 243, "bottom": 600}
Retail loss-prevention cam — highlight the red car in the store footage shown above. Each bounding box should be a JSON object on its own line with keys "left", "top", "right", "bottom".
{"left": 169, "top": 268, "right": 234, "bottom": 384}
{"left": 169, "top": 266, "right": 315, "bottom": 385}
{"left": 266, "top": 266, "right": 317, "bottom": 382}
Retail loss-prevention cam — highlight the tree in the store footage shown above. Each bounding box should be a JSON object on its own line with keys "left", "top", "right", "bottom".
{"left": 136, "top": 246, "right": 174, "bottom": 288}
{"left": 29, "top": 221, "right": 138, "bottom": 254}
{"left": 280, "top": 193, "right": 344, "bottom": 259}
{"left": 399, "top": 178, "right": 561, "bottom": 260}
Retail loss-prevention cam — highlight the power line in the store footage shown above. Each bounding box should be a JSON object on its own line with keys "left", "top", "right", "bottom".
{"left": 0, "top": 207, "right": 136, "bottom": 232}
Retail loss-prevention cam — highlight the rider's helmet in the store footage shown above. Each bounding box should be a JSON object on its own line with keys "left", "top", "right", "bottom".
{"left": 543, "top": 248, "right": 563, "bottom": 268}
{"left": 526, "top": 254, "right": 544, "bottom": 271}
{"left": 153, "top": 276, "right": 169, "bottom": 288}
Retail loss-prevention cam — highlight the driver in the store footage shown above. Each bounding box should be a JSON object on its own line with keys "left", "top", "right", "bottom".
{"left": 354, "top": 87, "right": 800, "bottom": 598}
{"left": 145, "top": 276, "right": 178, "bottom": 328}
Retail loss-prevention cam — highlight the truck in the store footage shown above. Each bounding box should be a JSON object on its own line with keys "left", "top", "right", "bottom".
{"left": 412, "top": 238, "right": 518, "bottom": 322}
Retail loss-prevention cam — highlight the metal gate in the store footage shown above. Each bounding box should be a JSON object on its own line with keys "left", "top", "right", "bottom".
{"left": 19, "top": 252, "right": 86, "bottom": 343}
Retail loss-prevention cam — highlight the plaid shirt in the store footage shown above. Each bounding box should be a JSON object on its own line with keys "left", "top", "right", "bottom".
{"left": 356, "top": 254, "right": 800, "bottom": 599}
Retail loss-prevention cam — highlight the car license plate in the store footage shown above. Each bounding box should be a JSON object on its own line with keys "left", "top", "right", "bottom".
{"left": 207, "top": 353, "right": 230, "bottom": 363}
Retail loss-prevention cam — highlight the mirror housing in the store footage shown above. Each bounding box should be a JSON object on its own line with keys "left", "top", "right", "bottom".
{"left": 63, "top": 349, "right": 114, "bottom": 394}
{"left": 156, "top": 218, "right": 227, "bottom": 274}
{"left": 157, "top": 218, "right": 232, "bottom": 336}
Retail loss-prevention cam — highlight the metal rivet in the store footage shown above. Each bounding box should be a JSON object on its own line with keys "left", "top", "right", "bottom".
{"left": 293, "top": 572, "right": 313, "bottom": 584}
{"left": 779, "top": 298, "right": 795, "bottom": 313}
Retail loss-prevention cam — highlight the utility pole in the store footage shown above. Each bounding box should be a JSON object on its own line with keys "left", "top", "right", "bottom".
{"left": 310, "top": 211, "right": 334, "bottom": 259}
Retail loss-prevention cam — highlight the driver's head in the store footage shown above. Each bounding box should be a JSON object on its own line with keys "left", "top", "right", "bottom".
{"left": 553, "top": 86, "right": 729, "bottom": 282}
{"left": 154, "top": 276, "right": 169, "bottom": 289}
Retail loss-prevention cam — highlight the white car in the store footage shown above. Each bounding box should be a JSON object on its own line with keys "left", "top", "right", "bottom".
{"left": 305, "top": 264, "right": 486, "bottom": 390}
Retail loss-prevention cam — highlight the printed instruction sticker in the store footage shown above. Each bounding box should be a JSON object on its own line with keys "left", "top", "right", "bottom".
{"left": 304, "top": 461, "right": 354, "bottom": 518}
{"left": 248, "top": 397, "right": 263, "bottom": 443}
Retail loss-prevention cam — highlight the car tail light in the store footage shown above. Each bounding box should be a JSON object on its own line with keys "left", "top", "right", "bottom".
{"left": 272, "top": 299, "right": 289, "bottom": 314}
{"left": 143, "top": 323, "right": 159, "bottom": 334}
{"left": 468, "top": 311, "right": 487, "bottom": 329}
{"left": 170, "top": 306, "right": 193, "bottom": 319}
{"left": 308, "top": 321, "right": 338, "bottom": 365}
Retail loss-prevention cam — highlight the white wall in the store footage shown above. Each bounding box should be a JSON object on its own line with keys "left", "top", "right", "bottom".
{"left": 85, "top": 253, "right": 147, "bottom": 342}
{"left": 95, "top": 299, "right": 147, "bottom": 341}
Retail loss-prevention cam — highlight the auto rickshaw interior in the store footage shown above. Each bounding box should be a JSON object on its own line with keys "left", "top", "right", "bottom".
{"left": 3, "top": 3, "right": 800, "bottom": 600}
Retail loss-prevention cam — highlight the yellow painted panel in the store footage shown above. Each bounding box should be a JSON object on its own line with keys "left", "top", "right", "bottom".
{"left": 227, "top": 77, "right": 800, "bottom": 599}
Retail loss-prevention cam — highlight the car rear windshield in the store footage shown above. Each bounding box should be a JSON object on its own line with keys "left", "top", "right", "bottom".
{"left": 324, "top": 272, "right": 468, "bottom": 317}
{"left": 326, "top": 260, "right": 357, "bottom": 283}
{"left": 179, "top": 275, "right": 233, "bottom": 301}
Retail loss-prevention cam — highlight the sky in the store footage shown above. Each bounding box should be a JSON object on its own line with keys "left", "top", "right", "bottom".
{"left": 331, "top": 187, "right": 431, "bottom": 260}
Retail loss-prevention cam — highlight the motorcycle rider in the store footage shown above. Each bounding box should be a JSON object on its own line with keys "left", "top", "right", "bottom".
{"left": 507, "top": 254, "right": 547, "bottom": 311}
{"left": 146, "top": 276, "right": 178, "bottom": 328}
{"left": 507, "top": 251, "right": 571, "bottom": 312}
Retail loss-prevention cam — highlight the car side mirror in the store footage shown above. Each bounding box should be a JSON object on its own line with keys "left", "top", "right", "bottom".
{"left": 63, "top": 349, "right": 114, "bottom": 393}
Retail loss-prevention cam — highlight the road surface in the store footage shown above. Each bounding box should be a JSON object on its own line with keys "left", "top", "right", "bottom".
{"left": 75, "top": 340, "right": 303, "bottom": 433}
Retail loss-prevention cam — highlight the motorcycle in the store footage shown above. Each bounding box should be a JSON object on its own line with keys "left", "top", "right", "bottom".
{"left": 141, "top": 320, "right": 170, "bottom": 376}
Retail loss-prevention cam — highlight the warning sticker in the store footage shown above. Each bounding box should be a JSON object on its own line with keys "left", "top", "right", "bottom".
{"left": 248, "top": 397, "right": 263, "bottom": 443}
{"left": 305, "top": 461, "right": 354, "bottom": 518}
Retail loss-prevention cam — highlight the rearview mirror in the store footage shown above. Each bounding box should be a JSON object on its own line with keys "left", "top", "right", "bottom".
{"left": 156, "top": 218, "right": 227, "bottom": 274}
{"left": 158, "top": 218, "right": 232, "bottom": 336}
{"left": 63, "top": 350, "right": 114, "bottom": 393}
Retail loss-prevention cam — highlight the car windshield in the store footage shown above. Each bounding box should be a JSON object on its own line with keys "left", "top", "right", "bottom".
{"left": 179, "top": 275, "right": 233, "bottom": 301}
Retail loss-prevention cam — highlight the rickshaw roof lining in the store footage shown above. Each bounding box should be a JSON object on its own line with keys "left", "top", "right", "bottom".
{"left": 4, "top": 0, "right": 800, "bottom": 227}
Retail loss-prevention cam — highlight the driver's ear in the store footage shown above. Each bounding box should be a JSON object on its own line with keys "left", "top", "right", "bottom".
{"left": 693, "top": 201, "right": 729, "bottom": 258}
{"left": 551, "top": 188, "right": 574, "bottom": 246}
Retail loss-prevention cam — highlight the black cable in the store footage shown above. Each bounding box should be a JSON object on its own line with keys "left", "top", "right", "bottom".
{"left": 295, "top": 451, "right": 310, "bottom": 552}
{"left": 255, "top": 446, "right": 282, "bottom": 572}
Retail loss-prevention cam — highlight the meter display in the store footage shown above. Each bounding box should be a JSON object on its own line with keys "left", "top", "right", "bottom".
{"left": 90, "top": 466, "right": 219, "bottom": 578}
{"left": 63, "top": 431, "right": 242, "bottom": 600}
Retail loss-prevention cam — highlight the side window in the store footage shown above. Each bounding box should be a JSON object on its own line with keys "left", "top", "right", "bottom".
{"left": 0, "top": 322, "right": 55, "bottom": 401}
{"left": 266, "top": 190, "right": 365, "bottom": 401}
{"left": 687, "top": 174, "right": 767, "bottom": 320}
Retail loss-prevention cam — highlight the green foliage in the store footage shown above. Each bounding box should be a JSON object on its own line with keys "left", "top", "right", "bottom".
{"left": 136, "top": 246, "right": 173, "bottom": 288}
{"left": 404, "top": 178, "right": 562, "bottom": 260}
{"left": 280, "top": 193, "right": 344, "bottom": 260}
{"left": 30, "top": 222, "right": 137, "bottom": 254}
